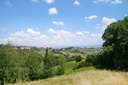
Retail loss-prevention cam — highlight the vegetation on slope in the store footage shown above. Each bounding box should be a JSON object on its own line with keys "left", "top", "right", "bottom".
{"left": 7, "top": 70, "right": 128, "bottom": 85}
{"left": 0, "top": 45, "right": 65, "bottom": 84}
{"left": 0, "top": 44, "right": 96, "bottom": 84}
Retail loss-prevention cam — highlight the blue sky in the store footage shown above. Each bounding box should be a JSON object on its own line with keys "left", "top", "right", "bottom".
{"left": 0, "top": 0, "right": 127, "bottom": 47}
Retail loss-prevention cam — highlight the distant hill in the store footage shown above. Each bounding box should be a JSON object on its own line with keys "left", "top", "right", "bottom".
{"left": 50, "top": 45, "right": 102, "bottom": 49}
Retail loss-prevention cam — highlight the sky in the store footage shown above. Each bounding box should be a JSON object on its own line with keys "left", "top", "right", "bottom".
{"left": 0, "top": 0, "right": 127, "bottom": 47}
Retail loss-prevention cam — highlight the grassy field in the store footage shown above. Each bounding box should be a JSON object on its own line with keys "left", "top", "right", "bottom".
{"left": 7, "top": 70, "right": 128, "bottom": 85}
{"left": 6, "top": 61, "right": 128, "bottom": 85}
{"left": 65, "top": 61, "right": 81, "bottom": 74}
{"left": 65, "top": 61, "right": 96, "bottom": 74}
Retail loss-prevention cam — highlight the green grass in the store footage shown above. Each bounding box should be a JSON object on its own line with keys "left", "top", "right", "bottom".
{"left": 73, "top": 66, "right": 96, "bottom": 73}
{"left": 64, "top": 61, "right": 96, "bottom": 74}
{"left": 65, "top": 61, "right": 81, "bottom": 74}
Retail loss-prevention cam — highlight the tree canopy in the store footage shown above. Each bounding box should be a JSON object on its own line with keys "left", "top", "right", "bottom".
{"left": 102, "top": 16, "right": 128, "bottom": 70}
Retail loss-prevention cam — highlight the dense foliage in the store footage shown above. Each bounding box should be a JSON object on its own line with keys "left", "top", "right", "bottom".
{"left": 73, "top": 54, "right": 96, "bottom": 70}
{"left": 0, "top": 45, "right": 65, "bottom": 85}
{"left": 43, "top": 48, "right": 65, "bottom": 78}
{"left": 101, "top": 16, "right": 128, "bottom": 70}
{"left": 75, "top": 55, "right": 82, "bottom": 62}
{"left": 82, "top": 16, "right": 128, "bottom": 70}
{"left": 76, "top": 16, "right": 128, "bottom": 70}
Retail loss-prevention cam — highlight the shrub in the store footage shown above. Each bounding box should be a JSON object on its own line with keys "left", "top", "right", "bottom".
{"left": 73, "top": 61, "right": 93, "bottom": 70}
{"left": 73, "top": 54, "right": 96, "bottom": 70}
{"left": 85, "top": 54, "right": 96, "bottom": 65}
{"left": 75, "top": 55, "right": 82, "bottom": 62}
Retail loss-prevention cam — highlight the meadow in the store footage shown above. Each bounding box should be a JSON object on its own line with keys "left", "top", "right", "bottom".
{"left": 7, "top": 70, "right": 128, "bottom": 85}
{"left": 6, "top": 60, "right": 128, "bottom": 85}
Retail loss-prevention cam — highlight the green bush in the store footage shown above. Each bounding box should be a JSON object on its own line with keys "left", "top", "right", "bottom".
{"left": 73, "top": 61, "right": 93, "bottom": 70}
{"left": 0, "top": 45, "right": 44, "bottom": 83}
{"left": 73, "top": 54, "right": 96, "bottom": 70}
{"left": 86, "top": 54, "right": 96, "bottom": 65}
{"left": 0, "top": 45, "right": 66, "bottom": 84}
{"left": 75, "top": 55, "right": 82, "bottom": 62}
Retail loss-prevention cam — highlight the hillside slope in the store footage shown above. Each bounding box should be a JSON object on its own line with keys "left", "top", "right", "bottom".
{"left": 7, "top": 70, "right": 128, "bottom": 85}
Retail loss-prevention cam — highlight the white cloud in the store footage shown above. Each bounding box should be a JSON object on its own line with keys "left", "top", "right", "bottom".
{"left": 93, "top": 0, "right": 122, "bottom": 4}
{"left": 3, "top": 28, "right": 49, "bottom": 47}
{"left": 74, "top": 0, "right": 80, "bottom": 6}
{"left": 75, "top": 32, "right": 84, "bottom": 37}
{"left": 53, "top": 35, "right": 62, "bottom": 39}
{"left": 3, "top": 1, "right": 12, "bottom": 7}
{"left": 91, "top": 33, "right": 102, "bottom": 37}
{"left": 10, "top": 28, "right": 44, "bottom": 38}
{"left": 47, "top": 28, "right": 103, "bottom": 46}
{"left": 11, "top": 31, "right": 30, "bottom": 38}
{"left": 49, "top": 7, "right": 58, "bottom": 15}
{"left": 27, "top": 28, "right": 41, "bottom": 36}
{"left": 39, "top": 34, "right": 49, "bottom": 40}
{"left": 48, "top": 28, "right": 73, "bottom": 38}
{"left": 101, "top": 17, "right": 116, "bottom": 31}
{"left": 52, "top": 21, "right": 64, "bottom": 26}
{"left": 112, "top": 0, "right": 122, "bottom": 4}
{"left": 83, "top": 31, "right": 90, "bottom": 36}
{"left": 1, "top": 28, "right": 103, "bottom": 47}
{"left": 7, "top": 37, "right": 22, "bottom": 43}
{"left": 44, "top": 0, "right": 54, "bottom": 4}
{"left": 94, "top": 17, "right": 116, "bottom": 32}
{"left": 85, "top": 15, "right": 98, "bottom": 21}
{"left": 88, "top": 33, "right": 103, "bottom": 45}
{"left": 31, "top": 0, "right": 39, "bottom": 3}
{"left": 48, "top": 28, "right": 56, "bottom": 33}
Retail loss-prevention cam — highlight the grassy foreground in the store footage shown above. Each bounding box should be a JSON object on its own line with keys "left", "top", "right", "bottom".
{"left": 7, "top": 70, "right": 128, "bottom": 85}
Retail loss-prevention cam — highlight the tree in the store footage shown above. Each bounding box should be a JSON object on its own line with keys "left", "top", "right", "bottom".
{"left": 102, "top": 16, "right": 128, "bottom": 70}
{"left": 26, "top": 50, "right": 44, "bottom": 80}
{"left": 86, "top": 54, "right": 96, "bottom": 65}
{"left": 75, "top": 55, "right": 82, "bottom": 62}
{"left": 56, "top": 55, "right": 65, "bottom": 75}
{"left": 0, "top": 45, "right": 45, "bottom": 83}
{"left": 43, "top": 48, "right": 55, "bottom": 78}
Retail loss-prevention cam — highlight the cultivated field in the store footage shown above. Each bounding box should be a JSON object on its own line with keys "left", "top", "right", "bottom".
{"left": 7, "top": 70, "right": 128, "bottom": 85}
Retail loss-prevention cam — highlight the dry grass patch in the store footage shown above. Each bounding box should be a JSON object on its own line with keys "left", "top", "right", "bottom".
{"left": 7, "top": 70, "right": 128, "bottom": 85}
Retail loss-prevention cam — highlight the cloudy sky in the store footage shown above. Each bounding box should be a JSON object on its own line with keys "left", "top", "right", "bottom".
{"left": 0, "top": 0, "right": 127, "bottom": 47}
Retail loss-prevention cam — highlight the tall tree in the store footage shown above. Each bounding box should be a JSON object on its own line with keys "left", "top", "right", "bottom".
{"left": 102, "top": 16, "right": 128, "bottom": 69}
{"left": 43, "top": 47, "right": 55, "bottom": 78}
{"left": 56, "top": 55, "right": 65, "bottom": 75}
{"left": 26, "top": 50, "right": 44, "bottom": 80}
